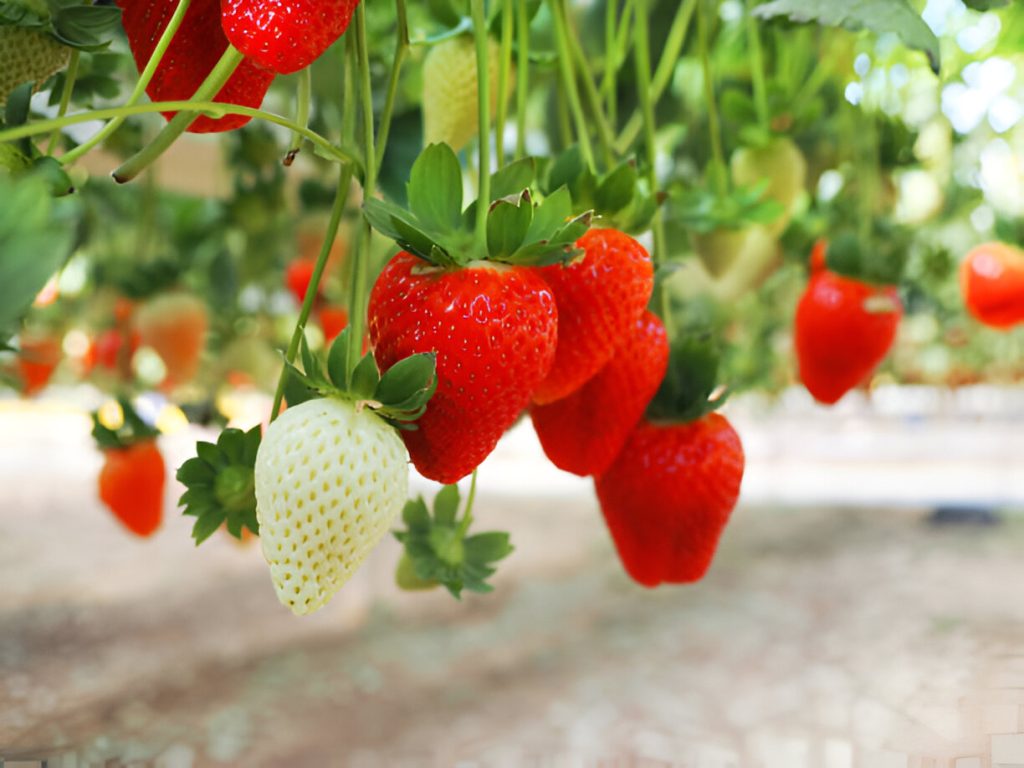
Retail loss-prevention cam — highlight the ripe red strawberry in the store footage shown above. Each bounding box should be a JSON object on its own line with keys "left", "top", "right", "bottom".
{"left": 99, "top": 440, "right": 165, "bottom": 537}
{"left": 369, "top": 252, "right": 558, "bottom": 484}
{"left": 533, "top": 228, "right": 654, "bottom": 405}
{"left": 532, "top": 311, "right": 669, "bottom": 476}
{"left": 16, "top": 332, "right": 61, "bottom": 396}
{"left": 317, "top": 305, "right": 349, "bottom": 344}
{"left": 794, "top": 264, "right": 902, "bottom": 405}
{"left": 117, "top": 0, "right": 274, "bottom": 133}
{"left": 960, "top": 241, "right": 1024, "bottom": 330}
{"left": 221, "top": 0, "right": 360, "bottom": 75}
{"left": 134, "top": 292, "right": 209, "bottom": 388}
{"left": 595, "top": 414, "right": 745, "bottom": 587}
{"left": 285, "top": 257, "right": 317, "bottom": 305}
{"left": 93, "top": 328, "right": 140, "bottom": 372}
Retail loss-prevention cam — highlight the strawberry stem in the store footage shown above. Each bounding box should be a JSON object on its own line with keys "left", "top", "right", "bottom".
{"left": 471, "top": 0, "right": 491, "bottom": 244}
{"left": 567, "top": 28, "right": 616, "bottom": 167}
{"left": 285, "top": 68, "right": 312, "bottom": 165}
{"left": 112, "top": 45, "right": 245, "bottom": 183}
{"left": 603, "top": 0, "right": 619, "bottom": 129}
{"left": 495, "top": 0, "right": 514, "bottom": 169}
{"left": 744, "top": 0, "right": 770, "bottom": 131}
{"left": 548, "top": 0, "right": 594, "bottom": 173}
{"left": 633, "top": 0, "right": 665, "bottom": 263}
{"left": 374, "top": 0, "right": 409, "bottom": 175}
{"left": 61, "top": 0, "right": 194, "bottom": 165}
{"left": 697, "top": 0, "right": 728, "bottom": 198}
{"left": 514, "top": 0, "right": 530, "bottom": 160}
{"left": 46, "top": 50, "right": 79, "bottom": 155}
{"left": 456, "top": 470, "right": 479, "bottom": 537}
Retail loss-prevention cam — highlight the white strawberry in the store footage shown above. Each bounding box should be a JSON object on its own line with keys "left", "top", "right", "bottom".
{"left": 0, "top": 27, "right": 70, "bottom": 105}
{"left": 254, "top": 397, "right": 409, "bottom": 615}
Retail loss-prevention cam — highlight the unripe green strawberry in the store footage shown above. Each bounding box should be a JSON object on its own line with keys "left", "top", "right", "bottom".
{"left": 0, "top": 27, "right": 70, "bottom": 105}
{"left": 730, "top": 137, "right": 807, "bottom": 237}
{"left": 254, "top": 397, "right": 409, "bottom": 615}
{"left": 422, "top": 35, "right": 506, "bottom": 152}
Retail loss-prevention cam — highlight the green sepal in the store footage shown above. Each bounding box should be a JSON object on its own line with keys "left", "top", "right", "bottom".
{"left": 646, "top": 333, "right": 729, "bottom": 423}
{"left": 408, "top": 143, "right": 463, "bottom": 233}
{"left": 176, "top": 425, "right": 261, "bottom": 545}
{"left": 393, "top": 484, "right": 513, "bottom": 599}
{"left": 670, "top": 183, "right": 784, "bottom": 234}
{"left": 91, "top": 398, "right": 160, "bottom": 451}
{"left": 1, "top": 0, "right": 123, "bottom": 52}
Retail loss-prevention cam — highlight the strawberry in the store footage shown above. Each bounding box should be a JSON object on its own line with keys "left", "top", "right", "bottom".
{"left": 369, "top": 253, "right": 558, "bottom": 484}
{"left": 254, "top": 397, "right": 409, "bottom": 615}
{"left": 960, "top": 241, "right": 1024, "bottom": 330}
{"left": 99, "top": 440, "right": 166, "bottom": 537}
{"left": 285, "top": 257, "right": 318, "bottom": 305}
{"left": 595, "top": 413, "right": 745, "bottom": 587}
{"left": 422, "top": 35, "right": 506, "bottom": 152}
{"left": 533, "top": 228, "right": 654, "bottom": 405}
{"left": 117, "top": 0, "right": 275, "bottom": 133}
{"left": 93, "top": 328, "right": 140, "bottom": 372}
{"left": 730, "top": 137, "right": 807, "bottom": 237}
{"left": 794, "top": 258, "right": 902, "bottom": 405}
{"left": 317, "top": 305, "right": 349, "bottom": 344}
{"left": 220, "top": 0, "right": 360, "bottom": 75}
{"left": 134, "top": 292, "right": 209, "bottom": 388}
{"left": 532, "top": 311, "right": 669, "bottom": 476}
{"left": 0, "top": 26, "right": 69, "bottom": 105}
{"left": 16, "top": 332, "right": 61, "bottom": 395}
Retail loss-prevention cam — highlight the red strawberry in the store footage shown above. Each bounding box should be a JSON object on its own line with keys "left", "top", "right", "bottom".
{"left": 134, "top": 292, "right": 209, "bottom": 388}
{"left": 98, "top": 440, "right": 165, "bottom": 537}
{"left": 93, "top": 328, "right": 140, "bottom": 372}
{"left": 533, "top": 228, "right": 654, "bottom": 405}
{"left": 221, "top": 0, "right": 360, "bottom": 75}
{"left": 117, "top": 0, "right": 274, "bottom": 133}
{"left": 16, "top": 332, "right": 61, "bottom": 396}
{"left": 794, "top": 264, "right": 902, "bottom": 405}
{"left": 369, "top": 252, "right": 558, "bottom": 484}
{"left": 317, "top": 305, "right": 349, "bottom": 344}
{"left": 595, "top": 414, "right": 745, "bottom": 587}
{"left": 532, "top": 311, "right": 669, "bottom": 476}
{"left": 285, "top": 257, "right": 318, "bottom": 305}
{"left": 960, "top": 241, "right": 1024, "bottom": 330}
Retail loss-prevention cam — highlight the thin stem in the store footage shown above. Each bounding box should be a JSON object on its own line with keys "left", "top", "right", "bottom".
{"left": 62, "top": 0, "right": 193, "bottom": 164}
{"left": 514, "top": 0, "right": 530, "bottom": 159}
{"left": 697, "top": 0, "right": 727, "bottom": 197}
{"left": 46, "top": 50, "right": 79, "bottom": 155}
{"left": 744, "top": 0, "right": 769, "bottom": 130}
{"left": 270, "top": 165, "right": 354, "bottom": 421}
{"left": 457, "top": 469, "right": 479, "bottom": 536}
{"left": 471, "top": 0, "right": 491, "bottom": 242}
{"left": 113, "top": 46, "right": 244, "bottom": 183}
{"left": 341, "top": 33, "right": 357, "bottom": 152}
{"left": 375, "top": 0, "right": 409, "bottom": 174}
{"left": 285, "top": 67, "right": 312, "bottom": 165}
{"left": 604, "top": 0, "right": 618, "bottom": 128}
{"left": 616, "top": 0, "right": 696, "bottom": 152}
{"left": 495, "top": 0, "right": 514, "bottom": 168}
{"left": 548, "top": 0, "right": 594, "bottom": 172}
{"left": 568, "top": 30, "right": 617, "bottom": 166}
{"left": 0, "top": 101, "right": 354, "bottom": 165}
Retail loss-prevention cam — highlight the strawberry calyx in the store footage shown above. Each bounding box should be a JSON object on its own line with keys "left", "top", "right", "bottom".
{"left": 91, "top": 397, "right": 160, "bottom": 451}
{"left": 645, "top": 332, "right": 729, "bottom": 424}
{"left": 671, "top": 183, "right": 784, "bottom": 236}
{"left": 393, "top": 482, "right": 513, "bottom": 598}
{"left": 820, "top": 228, "right": 908, "bottom": 287}
{"left": 0, "top": 0, "right": 122, "bottom": 52}
{"left": 364, "top": 143, "right": 591, "bottom": 269}
{"left": 177, "top": 425, "right": 261, "bottom": 544}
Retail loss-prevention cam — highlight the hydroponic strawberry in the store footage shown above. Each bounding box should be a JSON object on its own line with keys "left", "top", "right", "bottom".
{"left": 285, "top": 257, "right": 318, "bottom": 305}
{"left": 318, "top": 305, "right": 349, "bottom": 343}
{"left": 135, "top": 292, "right": 209, "bottom": 388}
{"left": 532, "top": 228, "right": 653, "bottom": 405}
{"left": 220, "top": 0, "right": 360, "bottom": 75}
{"left": 0, "top": 26, "right": 69, "bottom": 105}
{"left": 532, "top": 311, "right": 669, "bottom": 476}
{"left": 960, "top": 241, "right": 1024, "bottom": 330}
{"left": 16, "top": 332, "right": 60, "bottom": 396}
{"left": 422, "top": 34, "right": 505, "bottom": 152}
{"left": 730, "top": 137, "right": 807, "bottom": 237}
{"left": 595, "top": 413, "right": 745, "bottom": 587}
{"left": 794, "top": 256, "right": 902, "bottom": 405}
{"left": 118, "top": 0, "right": 275, "bottom": 133}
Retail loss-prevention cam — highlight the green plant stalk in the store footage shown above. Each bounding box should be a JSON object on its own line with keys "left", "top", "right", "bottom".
{"left": 471, "top": 0, "right": 491, "bottom": 244}
{"left": 285, "top": 67, "right": 312, "bottom": 164}
{"left": 62, "top": 0, "right": 193, "bottom": 165}
{"left": 342, "top": 32, "right": 357, "bottom": 153}
{"left": 46, "top": 50, "right": 79, "bottom": 155}
{"left": 495, "top": 0, "right": 514, "bottom": 168}
{"left": 113, "top": 46, "right": 244, "bottom": 183}
{"left": 0, "top": 101, "right": 353, "bottom": 165}
{"left": 456, "top": 469, "right": 479, "bottom": 537}
{"left": 375, "top": 0, "right": 409, "bottom": 174}
{"left": 744, "top": 0, "right": 769, "bottom": 131}
{"left": 616, "top": 0, "right": 696, "bottom": 152}
{"left": 568, "top": 31, "right": 617, "bottom": 167}
{"left": 613, "top": 0, "right": 635, "bottom": 65}
{"left": 270, "top": 164, "right": 354, "bottom": 421}
{"left": 604, "top": 0, "right": 618, "bottom": 128}
{"left": 514, "top": 0, "right": 530, "bottom": 159}
{"left": 697, "top": 0, "right": 727, "bottom": 198}
{"left": 548, "top": 0, "right": 594, "bottom": 172}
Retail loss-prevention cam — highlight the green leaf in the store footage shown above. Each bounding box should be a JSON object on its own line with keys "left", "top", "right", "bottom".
{"left": 402, "top": 497, "right": 432, "bottom": 531}
{"left": 433, "top": 484, "right": 461, "bottom": 526}
{"left": 375, "top": 352, "right": 437, "bottom": 407}
{"left": 525, "top": 186, "right": 573, "bottom": 243}
{"left": 192, "top": 509, "right": 227, "bottom": 545}
{"left": 489, "top": 157, "right": 536, "bottom": 200}
{"left": 351, "top": 352, "right": 381, "bottom": 399}
{"left": 281, "top": 364, "right": 316, "bottom": 408}
{"left": 463, "top": 531, "right": 513, "bottom": 562}
{"left": 545, "top": 145, "right": 585, "bottom": 194}
{"left": 752, "top": 0, "right": 940, "bottom": 74}
{"left": 486, "top": 193, "right": 533, "bottom": 259}
{"left": 326, "top": 330, "right": 350, "bottom": 388}
{"left": 595, "top": 162, "right": 638, "bottom": 216}
{"left": 176, "top": 457, "right": 216, "bottom": 486}
{"left": 646, "top": 333, "right": 726, "bottom": 423}
{"left": 408, "top": 143, "right": 463, "bottom": 233}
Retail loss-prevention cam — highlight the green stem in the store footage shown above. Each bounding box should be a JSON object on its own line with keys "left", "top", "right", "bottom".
{"left": 495, "top": 0, "right": 514, "bottom": 168}
{"left": 457, "top": 469, "right": 479, "bottom": 536}
{"left": 270, "top": 165, "right": 354, "bottom": 421}
{"left": 342, "top": 33, "right": 357, "bottom": 154}
{"left": 568, "top": 29, "right": 617, "bottom": 167}
{"left": 46, "top": 50, "right": 79, "bottom": 155}
{"left": 697, "top": 0, "right": 727, "bottom": 198}
{"left": 744, "top": 0, "right": 769, "bottom": 131}
{"left": 615, "top": 0, "right": 695, "bottom": 153}
{"left": 514, "top": 0, "right": 530, "bottom": 159}
{"left": 375, "top": 0, "right": 409, "bottom": 174}
{"left": 604, "top": 0, "right": 618, "bottom": 128}
{"left": 285, "top": 67, "right": 312, "bottom": 165}
{"left": 113, "top": 46, "right": 244, "bottom": 183}
{"left": 548, "top": 0, "right": 594, "bottom": 171}
{"left": 62, "top": 0, "right": 193, "bottom": 165}
{"left": 471, "top": 0, "right": 491, "bottom": 243}
{"left": 0, "top": 101, "right": 353, "bottom": 165}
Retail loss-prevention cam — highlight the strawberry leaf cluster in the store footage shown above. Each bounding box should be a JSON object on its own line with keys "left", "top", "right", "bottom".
{"left": 394, "top": 484, "right": 513, "bottom": 598}
{"left": 1, "top": 0, "right": 122, "bottom": 52}
{"left": 91, "top": 398, "right": 160, "bottom": 450}
{"left": 670, "top": 183, "right": 784, "bottom": 234}
{"left": 646, "top": 333, "right": 729, "bottom": 423}
{"left": 364, "top": 143, "right": 590, "bottom": 267}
